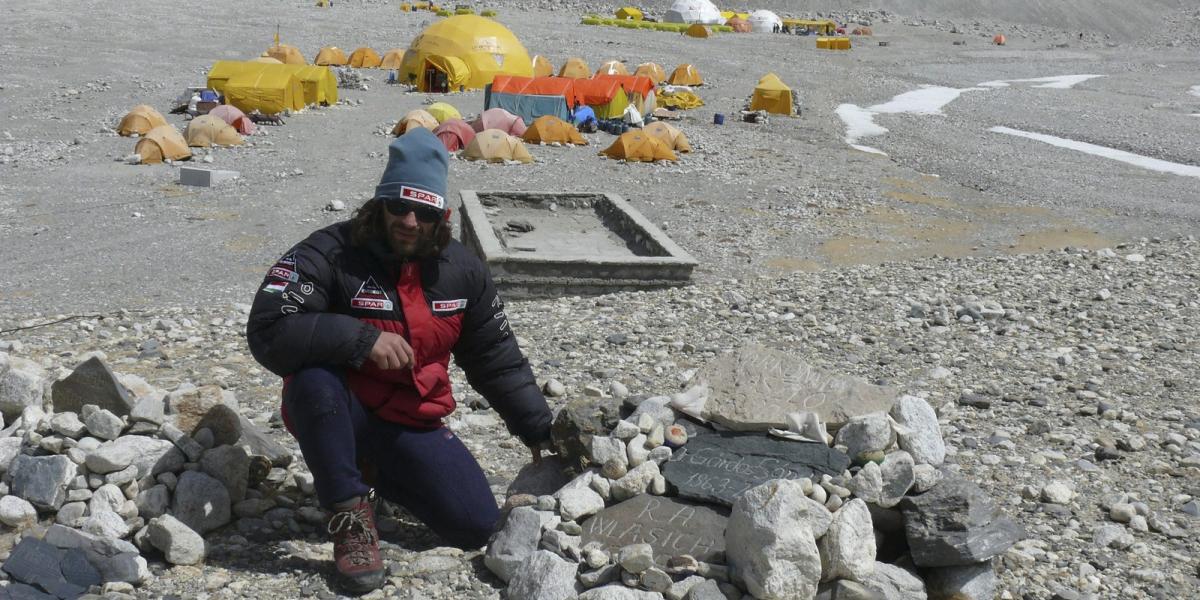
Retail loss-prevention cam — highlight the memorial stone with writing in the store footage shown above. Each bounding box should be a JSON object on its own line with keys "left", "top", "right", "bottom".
{"left": 663, "top": 431, "right": 851, "bottom": 506}
{"left": 689, "top": 343, "right": 898, "bottom": 430}
{"left": 579, "top": 494, "right": 727, "bottom": 566}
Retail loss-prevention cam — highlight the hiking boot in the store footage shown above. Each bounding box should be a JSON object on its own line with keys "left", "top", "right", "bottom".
{"left": 327, "top": 491, "right": 385, "bottom": 594}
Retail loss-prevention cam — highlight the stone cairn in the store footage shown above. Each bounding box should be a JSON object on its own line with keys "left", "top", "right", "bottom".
{"left": 0, "top": 353, "right": 306, "bottom": 598}
{"left": 486, "top": 343, "right": 1025, "bottom": 600}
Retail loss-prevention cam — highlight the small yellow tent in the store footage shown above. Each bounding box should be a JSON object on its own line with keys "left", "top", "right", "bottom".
{"left": 596, "top": 60, "right": 628, "bottom": 76}
{"left": 750, "top": 73, "right": 792, "bottom": 115}
{"left": 667, "top": 64, "right": 703, "bottom": 86}
{"left": 266, "top": 44, "right": 307, "bottom": 65}
{"left": 685, "top": 24, "right": 709, "bottom": 38}
{"left": 315, "top": 47, "right": 349, "bottom": 66}
{"left": 349, "top": 47, "right": 383, "bottom": 68}
{"left": 380, "top": 48, "right": 407, "bottom": 69}
{"left": 531, "top": 55, "right": 554, "bottom": 78}
{"left": 184, "top": 115, "right": 244, "bottom": 147}
{"left": 117, "top": 105, "right": 168, "bottom": 137}
{"left": 642, "top": 122, "right": 691, "bottom": 153}
{"left": 135, "top": 125, "right": 191, "bottom": 164}
{"left": 426, "top": 102, "right": 462, "bottom": 123}
{"left": 522, "top": 116, "right": 586, "bottom": 145}
{"left": 615, "top": 7, "right": 643, "bottom": 20}
{"left": 463, "top": 129, "right": 533, "bottom": 163}
{"left": 224, "top": 68, "right": 305, "bottom": 115}
{"left": 398, "top": 15, "right": 533, "bottom": 91}
{"left": 558, "top": 57, "right": 591, "bottom": 79}
{"left": 633, "top": 62, "right": 665, "bottom": 84}
{"left": 601, "top": 131, "right": 676, "bottom": 162}
{"left": 392, "top": 109, "right": 440, "bottom": 136}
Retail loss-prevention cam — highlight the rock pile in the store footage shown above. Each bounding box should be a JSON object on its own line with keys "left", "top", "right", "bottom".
{"left": 0, "top": 353, "right": 306, "bottom": 598}
{"left": 485, "top": 343, "right": 1024, "bottom": 599}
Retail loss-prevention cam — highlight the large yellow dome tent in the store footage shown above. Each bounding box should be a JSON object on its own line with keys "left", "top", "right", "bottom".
{"left": 135, "top": 125, "right": 191, "bottom": 164}
{"left": 184, "top": 115, "right": 244, "bottom": 147}
{"left": 380, "top": 48, "right": 407, "bottom": 69}
{"left": 266, "top": 44, "right": 307, "bottom": 65}
{"left": 398, "top": 15, "right": 533, "bottom": 92}
{"left": 749, "top": 72, "right": 793, "bottom": 115}
{"left": 315, "top": 46, "right": 349, "bottom": 66}
{"left": 349, "top": 47, "right": 383, "bottom": 68}
{"left": 117, "top": 105, "right": 168, "bottom": 137}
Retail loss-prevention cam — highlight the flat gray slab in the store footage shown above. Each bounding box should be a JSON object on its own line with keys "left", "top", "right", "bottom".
{"left": 579, "top": 494, "right": 727, "bottom": 566}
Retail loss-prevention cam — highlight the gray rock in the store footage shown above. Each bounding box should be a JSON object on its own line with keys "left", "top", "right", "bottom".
{"left": 580, "top": 495, "right": 727, "bottom": 567}
{"left": 135, "top": 485, "right": 171, "bottom": 519}
{"left": 849, "top": 461, "right": 886, "bottom": 504}
{"left": 486, "top": 506, "right": 553, "bottom": 582}
{"left": 727, "top": 479, "right": 827, "bottom": 599}
{"left": 129, "top": 395, "right": 166, "bottom": 425}
{"left": 86, "top": 442, "right": 138, "bottom": 474}
{"left": 0, "top": 352, "right": 46, "bottom": 419}
{"left": 618, "top": 543, "right": 655, "bottom": 573}
{"left": 508, "top": 456, "right": 574, "bottom": 498}
{"left": 879, "top": 451, "right": 916, "bottom": 507}
{"left": 611, "top": 461, "right": 660, "bottom": 502}
{"left": 9, "top": 454, "right": 78, "bottom": 510}
{"left": 579, "top": 563, "right": 621, "bottom": 588}
{"left": 665, "top": 575, "right": 706, "bottom": 600}
{"left": 898, "top": 476, "right": 1025, "bottom": 567}
{"left": 911, "top": 464, "right": 942, "bottom": 493}
{"left": 591, "top": 435, "right": 629, "bottom": 470}
{"left": 172, "top": 470, "right": 231, "bottom": 534}
{"left": 1093, "top": 524, "right": 1134, "bottom": 549}
{"left": 49, "top": 412, "right": 88, "bottom": 438}
{"left": 165, "top": 385, "right": 230, "bottom": 435}
{"left": 104, "top": 463, "right": 138, "bottom": 486}
{"left": 924, "top": 561, "right": 996, "bottom": 600}
{"left": 685, "top": 580, "right": 726, "bottom": 600}
{"left": 507, "top": 549, "right": 582, "bottom": 600}
{"left": 864, "top": 562, "right": 926, "bottom": 600}
{"left": 1, "top": 537, "right": 89, "bottom": 599}
{"left": 82, "top": 510, "right": 131, "bottom": 539}
{"left": 119, "top": 435, "right": 181, "bottom": 479}
{"left": 559, "top": 487, "right": 606, "bottom": 522}
{"left": 819, "top": 498, "right": 876, "bottom": 583}
{"left": 890, "top": 396, "right": 945, "bottom": 466}
{"left": 552, "top": 397, "right": 622, "bottom": 469}
{"left": 578, "top": 586, "right": 665, "bottom": 600}
{"left": 43, "top": 523, "right": 146, "bottom": 584}
{"left": 1040, "top": 481, "right": 1074, "bottom": 505}
{"left": 148, "top": 514, "right": 206, "bottom": 565}
{"left": 56, "top": 502, "right": 88, "bottom": 527}
{"left": 816, "top": 580, "right": 886, "bottom": 600}
{"left": 835, "top": 413, "right": 896, "bottom": 461}
{"left": 199, "top": 444, "right": 250, "bottom": 502}
{"left": 0, "top": 494, "right": 38, "bottom": 527}
{"left": 0, "top": 437, "right": 23, "bottom": 474}
{"left": 83, "top": 408, "right": 125, "bottom": 440}
{"left": 88, "top": 483, "right": 126, "bottom": 515}
{"left": 628, "top": 396, "right": 678, "bottom": 432}
{"left": 51, "top": 357, "right": 134, "bottom": 416}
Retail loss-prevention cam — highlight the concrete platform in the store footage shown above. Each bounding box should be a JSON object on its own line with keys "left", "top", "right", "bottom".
{"left": 459, "top": 191, "right": 697, "bottom": 298}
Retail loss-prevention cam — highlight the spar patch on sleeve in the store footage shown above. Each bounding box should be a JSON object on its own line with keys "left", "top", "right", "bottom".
{"left": 432, "top": 299, "right": 467, "bottom": 312}
{"left": 400, "top": 185, "right": 445, "bottom": 210}
{"left": 268, "top": 252, "right": 300, "bottom": 282}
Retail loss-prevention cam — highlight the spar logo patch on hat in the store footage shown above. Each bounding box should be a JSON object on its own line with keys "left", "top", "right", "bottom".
{"left": 400, "top": 185, "right": 444, "bottom": 210}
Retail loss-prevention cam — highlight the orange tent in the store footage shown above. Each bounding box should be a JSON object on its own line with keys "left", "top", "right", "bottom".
{"left": 531, "top": 55, "right": 554, "bottom": 78}
{"left": 993, "top": 34, "right": 1007, "bottom": 45}
{"left": 685, "top": 24, "right": 709, "bottom": 38}
{"left": 633, "top": 62, "right": 665, "bottom": 84}
{"left": 392, "top": 109, "right": 439, "bottom": 136}
{"left": 380, "top": 48, "right": 406, "bottom": 69}
{"left": 601, "top": 131, "right": 676, "bottom": 162}
{"left": 315, "top": 47, "right": 348, "bottom": 66}
{"left": 522, "top": 116, "right": 586, "bottom": 145}
{"left": 596, "top": 60, "right": 628, "bottom": 76}
{"left": 266, "top": 44, "right": 307, "bottom": 65}
{"left": 432, "top": 118, "right": 476, "bottom": 152}
{"left": 558, "top": 57, "right": 591, "bottom": 79}
{"left": 117, "top": 105, "right": 168, "bottom": 137}
{"left": 667, "top": 64, "right": 703, "bottom": 86}
{"left": 463, "top": 129, "right": 534, "bottom": 163}
{"left": 135, "top": 125, "right": 191, "bottom": 164}
{"left": 349, "top": 47, "right": 383, "bottom": 68}
{"left": 642, "top": 122, "right": 691, "bottom": 153}
{"left": 570, "top": 78, "right": 626, "bottom": 108}
{"left": 727, "top": 16, "right": 751, "bottom": 32}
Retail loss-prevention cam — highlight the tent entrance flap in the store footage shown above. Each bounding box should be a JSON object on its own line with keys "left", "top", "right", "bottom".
{"left": 423, "top": 56, "right": 469, "bottom": 92}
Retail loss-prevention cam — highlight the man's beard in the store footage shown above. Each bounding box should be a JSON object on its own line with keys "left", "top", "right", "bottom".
{"left": 386, "top": 223, "right": 437, "bottom": 259}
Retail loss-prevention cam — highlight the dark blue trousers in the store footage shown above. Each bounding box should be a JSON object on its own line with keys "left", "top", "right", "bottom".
{"left": 283, "top": 367, "right": 499, "bottom": 549}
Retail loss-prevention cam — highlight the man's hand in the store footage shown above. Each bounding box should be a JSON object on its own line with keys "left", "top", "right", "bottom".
{"left": 369, "top": 331, "right": 414, "bottom": 370}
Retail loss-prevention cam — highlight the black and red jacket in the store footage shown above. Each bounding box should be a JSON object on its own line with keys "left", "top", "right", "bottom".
{"left": 245, "top": 221, "right": 551, "bottom": 445}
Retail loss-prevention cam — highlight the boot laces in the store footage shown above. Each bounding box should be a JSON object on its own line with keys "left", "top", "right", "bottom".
{"left": 328, "top": 505, "right": 379, "bottom": 566}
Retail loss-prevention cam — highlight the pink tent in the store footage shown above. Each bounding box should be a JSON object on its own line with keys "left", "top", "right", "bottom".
{"left": 208, "top": 104, "right": 257, "bottom": 135}
{"left": 433, "top": 118, "right": 476, "bottom": 152}
{"left": 470, "top": 108, "right": 527, "bottom": 136}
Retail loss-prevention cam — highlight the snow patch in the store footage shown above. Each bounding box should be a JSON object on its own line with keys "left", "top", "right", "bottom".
{"left": 978, "top": 75, "right": 1104, "bottom": 89}
{"left": 1190, "top": 85, "right": 1200, "bottom": 98}
{"left": 835, "top": 103, "right": 888, "bottom": 154}
{"left": 989, "top": 126, "right": 1200, "bottom": 179}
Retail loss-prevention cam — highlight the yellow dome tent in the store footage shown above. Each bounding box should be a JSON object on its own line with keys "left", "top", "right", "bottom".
{"left": 522, "top": 116, "right": 586, "bottom": 145}
{"left": 615, "top": 7, "right": 643, "bottom": 20}
{"left": 642, "top": 122, "right": 691, "bottom": 153}
{"left": 531, "top": 55, "right": 554, "bottom": 78}
{"left": 633, "top": 62, "right": 665, "bottom": 84}
{"left": 667, "top": 63, "right": 703, "bottom": 86}
{"left": 266, "top": 44, "right": 307, "bottom": 65}
{"left": 224, "top": 68, "right": 305, "bottom": 115}
{"left": 558, "top": 57, "right": 591, "bottom": 79}
{"left": 380, "top": 48, "right": 407, "bottom": 69}
{"left": 463, "top": 129, "right": 533, "bottom": 163}
{"left": 117, "top": 105, "right": 168, "bottom": 137}
{"left": 426, "top": 102, "right": 462, "bottom": 123}
{"left": 601, "top": 131, "right": 677, "bottom": 162}
{"left": 184, "top": 115, "right": 244, "bottom": 147}
{"left": 315, "top": 46, "right": 349, "bottom": 66}
{"left": 392, "top": 109, "right": 440, "bottom": 136}
{"left": 596, "top": 60, "right": 628, "bottom": 76}
{"left": 750, "top": 72, "right": 793, "bottom": 115}
{"left": 398, "top": 15, "right": 533, "bottom": 92}
{"left": 349, "top": 47, "right": 383, "bottom": 68}
{"left": 251, "top": 56, "right": 284, "bottom": 64}
{"left": 135, "top": 125, "right": 191, "bottom": 164}
{"left": 685, "top": 23, "right": 710, "bottom": 38}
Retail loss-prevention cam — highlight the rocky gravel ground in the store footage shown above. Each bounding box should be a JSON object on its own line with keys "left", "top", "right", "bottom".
{"left": 2, "top": 235, "right": 1198, "bottom": 598}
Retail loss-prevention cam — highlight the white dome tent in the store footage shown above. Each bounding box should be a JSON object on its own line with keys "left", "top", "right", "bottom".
{"left": 663, "top": 0, "right": 724, "bottom": 24}
{"left": 748, "top": 9, "right": 783, "bottom": 33}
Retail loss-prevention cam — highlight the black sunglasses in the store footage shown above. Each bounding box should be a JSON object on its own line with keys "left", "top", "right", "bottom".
{"left": 381, "top": 198, "right": 443, "bottom": 223}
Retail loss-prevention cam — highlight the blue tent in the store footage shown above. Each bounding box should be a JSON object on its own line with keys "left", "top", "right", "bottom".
{"left": 572, "top": 105, "right": 597, "bottom": 127}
